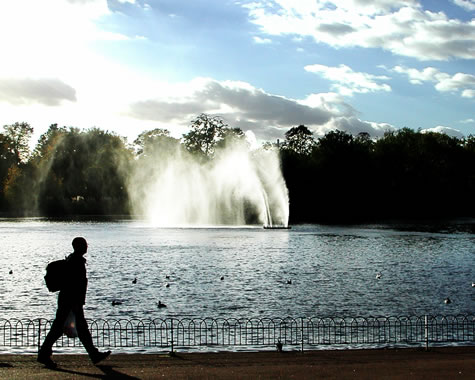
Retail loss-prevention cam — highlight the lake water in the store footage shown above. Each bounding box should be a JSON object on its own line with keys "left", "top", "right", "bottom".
{"left": 1, "top": 218, "right": 474, "bottom": 323}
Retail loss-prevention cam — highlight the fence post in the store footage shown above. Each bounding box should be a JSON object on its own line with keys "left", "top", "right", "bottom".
{"left": 37, "top": 320, "right": 41, "bottom": 354}
{"left": 301, "top": 318, "right": 304, "bottom": 353}
{"left": 424, "top": 315, "right": 429, "bottom": 351}
{"left": 170, "top": 319, "right": 175, "bottom": 355}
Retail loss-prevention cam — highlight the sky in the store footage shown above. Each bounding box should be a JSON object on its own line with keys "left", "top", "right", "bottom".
{"left": 0, "top": 0, "right": 474, "bottom": 146}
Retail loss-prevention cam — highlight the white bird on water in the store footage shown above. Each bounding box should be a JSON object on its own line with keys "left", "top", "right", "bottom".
{"left": 376, "top": 273, "right": 382, "bottom": 280}
{"left": 444, "top": 298, "right": 451, "bottom": 304}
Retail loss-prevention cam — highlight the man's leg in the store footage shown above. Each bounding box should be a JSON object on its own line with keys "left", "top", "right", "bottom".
{"left": 73, "top": 305, "right": 110, "bottom": 364}
{"left": 72, "top": 305, "right": 97, "bottom": 356}
{"left": 38, "top": 303, "right": 70, "bottom": 368}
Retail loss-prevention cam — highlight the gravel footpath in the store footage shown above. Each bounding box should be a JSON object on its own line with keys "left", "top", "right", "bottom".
{"left": 0, "top": 346, "right": 474, "bottom": 379}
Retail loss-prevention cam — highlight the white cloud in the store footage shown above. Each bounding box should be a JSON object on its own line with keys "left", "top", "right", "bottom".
{"left": 243, "top": 0, "right": 475, "bottom": 61}
{"left": 0, "top": 73, "right": 397, "bottom": 144}
{"left": 0, "top": 0, "right": 156, "bottom": 141}
{"left": 436, "top": 73, "right": 475, "bottom": 92}
{"left": 452, "top": 0, "right": 475, "bottom": 11}
{"left": 421, "top": 126, "right": 465, "bottom": 139}
{"left": 65, "top": 0, "right": 103, "bottom": 4}
{"left": 128, "top": 78, "right": 336, "bottom": 139}
{"left": 462, "top": 89, "right": 475, "bottom": 98}
{"left": 392, "top": 66, "right": 441, "bottom": 84}
{"left": 460, "top": 118, "right": 475, "bottom": 123}
{"left": 66, "top": 0, "right": 135, "bottom": 5}
{"left": 336, "top": 0, "right": 421, "bottom": 14}
{"left": 0, "top": 78, "right": 77, "bottom": 106}
{"left": 0, "top": 0, "right": 428, "bottom": 144}
{"left": 313, "top": 116, "right": 395, "bottom": 138}
{"left": 127, "top": 78, "right": 393, "bottom": 140}
{"left": 393, "top": 66, "right": 475, "bottom": 98}
{"left": 305, "top": 64, "right": 391, "bottom": 96}
{"left": 299, "top": 92, "right": 358, "bottom": 116}
{"left": 253, "top": 36, "right": 272, "bottom": 44}
{"left": 0, "top": 0, "right": 130, "bottom": 78}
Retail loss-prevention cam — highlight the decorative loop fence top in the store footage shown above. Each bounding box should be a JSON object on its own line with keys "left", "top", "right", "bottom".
{"left": 1, "top": 315, "right": 473, "bottom": 352}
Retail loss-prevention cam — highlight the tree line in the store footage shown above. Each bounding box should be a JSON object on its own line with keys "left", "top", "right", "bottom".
{"left": 1, "top": 115, "right": 474, "bottom": 222}
{"left": 280, "top": 125, "right": 474, "bottom": 222}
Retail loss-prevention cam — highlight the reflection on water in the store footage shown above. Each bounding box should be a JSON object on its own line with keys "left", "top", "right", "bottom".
{"left": 0, "top": 219, "right": 473, "bottom": 323}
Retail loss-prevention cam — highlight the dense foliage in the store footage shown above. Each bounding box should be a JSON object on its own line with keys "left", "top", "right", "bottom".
{"left": 1, "top": 117, "right": 474, "bottom": 222}
{"left": 281, "top": 126, "right": 475, "bottom": 222}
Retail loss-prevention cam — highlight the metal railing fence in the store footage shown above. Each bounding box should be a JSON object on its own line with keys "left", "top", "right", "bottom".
{"left": 0, "top": 315, "right": 473, "bottom": 352}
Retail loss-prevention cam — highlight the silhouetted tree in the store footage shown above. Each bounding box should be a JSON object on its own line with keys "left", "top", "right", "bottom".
{"left": 133, "top": 128, "right": 179, "bottom": 156}
{"left": 0, "top": 122, "right": 34, "bottom": 213}
{"left": 372, "top": 128, "right": 470, "bottom": 217}
{"left": 282, "top": 125, "right": 315, "bottom": 155}
{"left": 0, "top": 132, "right": 18, "bottom": 209}
{"left": 216, "top": 127, "right": 247, "bottom": 151}
{"left": 27, "top": 127, "right": 133, "bottom": 215}
{"left": 182, "top": 114, "right": 228, "bottom": 158}
{"left": 33, "top": 124, "right": 67, "bottom": 160}
{"left": 2, "top": 122, "right": 34, "bottom": 164}
{"left": 131, "top": 128, "right": 183, "bottom": 203}
{"left": 0, "top": 118, "right": 473, "bottom": 221}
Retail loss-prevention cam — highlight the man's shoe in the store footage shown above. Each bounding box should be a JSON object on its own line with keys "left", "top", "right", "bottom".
{"left": 37, "top": 353, "right": 57, "bottom": 369}
{"left": 91, "top": 350, "right": 111, "bottom": 365}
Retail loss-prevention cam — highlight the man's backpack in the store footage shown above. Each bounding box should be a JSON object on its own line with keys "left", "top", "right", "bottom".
{"left": 44, "top": 258, "right": 67, "bottom": 292}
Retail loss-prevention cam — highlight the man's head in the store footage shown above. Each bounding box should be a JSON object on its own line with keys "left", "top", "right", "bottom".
{"left": 72, "top": 237, "right": 88, "bottom": 255}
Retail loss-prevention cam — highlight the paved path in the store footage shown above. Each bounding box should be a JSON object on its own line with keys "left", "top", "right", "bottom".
{"left": 0, "top": 347, "right": 474, "bottom": 379}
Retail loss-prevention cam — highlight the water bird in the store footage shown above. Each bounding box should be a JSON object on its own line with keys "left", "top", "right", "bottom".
{"left": 9, "top": 270, "right": 13, "bottom": 275}
{"left": 444, "top": 298, "right": 451, "bottom": 304}
{"left": 112, "top": 300, "right": 122, "bottom": 306}
{"left": 376, "top": 273, "right": 382, "bottom": 280}
{"left": 165, "top": 275, "right": 170, "bottom": 280}
{"left": 472, "top": 283, "right": 475, "bottom": 288}
{"left": 157, "top": 301, "right": 167, "bottom": 308}
{"left": 286, "top": 279, "right": 292, "bottom": 284}
{"left": 132, "top": 278, "right": 137, "bottom": 284}
{"left": 165, "top": 283, "right": 170, "bottom": 288}
{"left": 276, "top": 339, "right": 283, "bottom": 352}
{"left": 220, "top": 276, "right": 224, "bottom": 281}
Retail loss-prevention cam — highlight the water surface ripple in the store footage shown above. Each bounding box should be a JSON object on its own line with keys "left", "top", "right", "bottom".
{"left": 1, "top": 219, "right": 474, "bottom": 322}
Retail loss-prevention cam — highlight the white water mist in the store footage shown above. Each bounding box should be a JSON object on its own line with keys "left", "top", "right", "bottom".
{"left": 128, "top": 142, "right": 289, "bottom": 227}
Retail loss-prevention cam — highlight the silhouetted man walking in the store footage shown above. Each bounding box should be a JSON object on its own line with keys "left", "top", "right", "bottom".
{"left": 38, "top": 237, "right": 110, "bottom": 368}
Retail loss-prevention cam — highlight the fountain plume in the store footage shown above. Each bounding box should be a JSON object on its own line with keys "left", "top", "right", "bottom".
{"left": 128, "top": 138, "right": 289, "bottom": 227}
